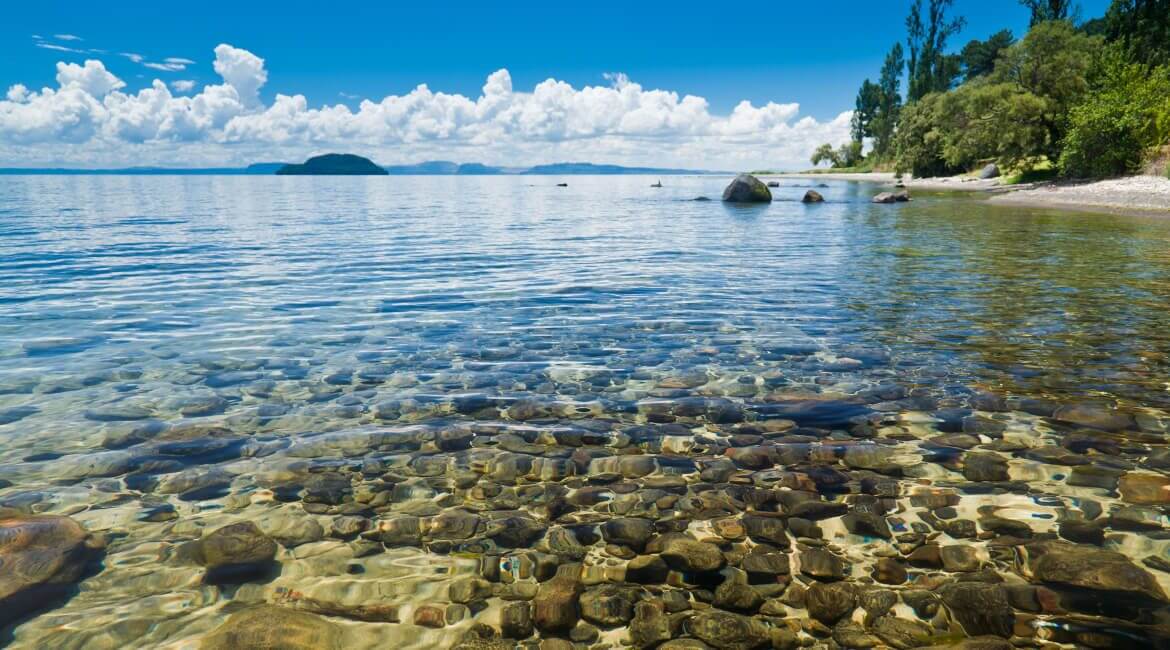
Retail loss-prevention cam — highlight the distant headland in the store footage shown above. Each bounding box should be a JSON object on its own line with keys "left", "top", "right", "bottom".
{"left": 0, "top": 156, "right": 719, "bottom": 176}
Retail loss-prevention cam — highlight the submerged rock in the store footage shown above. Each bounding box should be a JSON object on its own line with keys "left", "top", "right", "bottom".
{"left": 0, "top": 514, "right": 103, "bottom": 627}
{"left": 534, "top": 563, "right": 583, "bottom": 632}
{"left": 1026, "top": 541, "right": 1167, "bottom": 603}
{"left": 938, "top": 582, "right": 1014, "bottom": 637}
{"left": 687, "top": 610, "right": 771, "bottom": 649}
{"left": 201, "top": 605, "right": 342, "bottom": 649}
{"left": 721, "top": 174, "right": 772, "bottom": 203}
{"left": 180, "top": 521, "right": 277, "bottom": 583}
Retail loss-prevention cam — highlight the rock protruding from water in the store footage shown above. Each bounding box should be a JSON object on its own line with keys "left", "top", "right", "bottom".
{"left": 873, "top": 190, "right": 910, "bottom": 203}
{"left": 276, "top": 154, "right": 389, "bottom": 176}
{"left": 980, "top": 163, "right": 1000, "bottom": 179}
{"left": 721, "top": 174, "right": 772, "bottom": 203}
{"left": 0, "top": 514, "right": 103, "bottom": 627}
{"left": 802, "top": 189, "right": 825, "bottom": 203}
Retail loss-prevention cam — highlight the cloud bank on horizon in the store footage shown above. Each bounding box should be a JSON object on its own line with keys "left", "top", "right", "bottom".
{"left": 0, "top": 44, "right": 853, "bottom": 170}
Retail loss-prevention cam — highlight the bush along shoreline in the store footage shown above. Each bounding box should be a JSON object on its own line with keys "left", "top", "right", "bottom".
{"left": 810, "top": 0, "right": 1170, "bottom": 182}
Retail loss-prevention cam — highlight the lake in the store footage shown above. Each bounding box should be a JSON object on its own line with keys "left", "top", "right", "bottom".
{"left": 2, "top": 175, "right": 1170, "bottom": 648}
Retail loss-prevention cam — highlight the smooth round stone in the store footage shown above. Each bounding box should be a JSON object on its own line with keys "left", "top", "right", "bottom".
{"left": 799, "top": 548, "right": 844, "bottom": 580}
{"left": 600, "top": 518, "right": 655, "bottom": 552}
{"left": 1119, "top": 472, "right": 1170, "bottom": 505}
{"left": 180, "top": 521, "right": 276, "bottom": 581}
{"left": 686, "top": 610, "right": 771, "bottom": 649}
{"left": 1052, "top": 403, "right": 1135, "bottom": 431}
{"left": 805, "top": 581, "right": 855, "bottom": 624}
{"left": 578, "top": 584, "right": 637, "bottom": 627}
{"left": 201, "top": 605, "right": 340, "bottom": 649}
{"left": 0, "top": 515, "right": 103, "bottom": 627}
{"left": 658, "top": 535, "right": 726, "bottom": 573}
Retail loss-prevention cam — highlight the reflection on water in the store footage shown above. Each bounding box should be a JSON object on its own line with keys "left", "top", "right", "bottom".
{"left": 1, "top": 175, "right": 1170, "bottom": 648}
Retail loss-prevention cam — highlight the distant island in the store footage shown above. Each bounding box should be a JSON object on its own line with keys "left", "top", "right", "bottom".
{"left": 275, "top": 154, "right": 389, "bottom": 175}
{"left": 0, "top": 159, "right": 718, "bottom": 176}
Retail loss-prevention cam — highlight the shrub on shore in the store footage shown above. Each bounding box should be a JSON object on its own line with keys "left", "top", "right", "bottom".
{"left": 1059, "top": 53, "right": 1170, "bottom": 178}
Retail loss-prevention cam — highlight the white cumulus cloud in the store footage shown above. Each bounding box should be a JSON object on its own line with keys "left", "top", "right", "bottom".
{"left": 0, "top": 43, "right": 852, "bottom": 169}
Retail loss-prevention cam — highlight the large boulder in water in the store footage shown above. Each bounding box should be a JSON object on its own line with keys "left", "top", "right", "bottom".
{"left": 802, "top": 189, "right": 824, "bottom": 203}
{"left": 721, "top": 174, "right": 772, "bottom": 203}
{"left": 0, "top": 514, "right": 104, "bottom": 627}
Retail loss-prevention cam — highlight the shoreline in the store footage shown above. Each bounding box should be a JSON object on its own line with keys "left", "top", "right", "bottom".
{"left": 774, "top": 171, "right": 1170, "bottom": 216}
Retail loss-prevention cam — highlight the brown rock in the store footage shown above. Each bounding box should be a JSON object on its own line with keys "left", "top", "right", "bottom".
{"left": 534, "top": 563, "right": 583, "bottom": 631}
{"left": 0, "top": 514, "right": 103, "bottom": 627}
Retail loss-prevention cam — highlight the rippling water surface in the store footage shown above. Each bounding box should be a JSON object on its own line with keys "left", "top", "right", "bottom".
{"left": 2, "top": 175, "right": 1170, "bottom": 649}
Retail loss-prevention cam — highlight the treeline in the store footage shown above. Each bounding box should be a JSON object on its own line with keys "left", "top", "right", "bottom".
{"left": 813, "top": 0, "right": 1170, "bottom": 179}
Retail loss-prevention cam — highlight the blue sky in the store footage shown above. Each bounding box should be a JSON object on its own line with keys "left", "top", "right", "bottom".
{"left": 0, "top": 0, "right": 1112, "bottom": 168}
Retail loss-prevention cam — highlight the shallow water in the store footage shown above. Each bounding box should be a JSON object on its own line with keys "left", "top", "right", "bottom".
{"left": 2, "top": 175, "right": 1170, "bottom": 648}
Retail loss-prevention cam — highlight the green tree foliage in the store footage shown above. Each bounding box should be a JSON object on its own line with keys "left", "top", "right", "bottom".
{"left": 906, "top": 0, "right": 966, "bottom": 102}
{"left": 989, "top": 21, "right": 1101, "bottom": 155}
{"left": 837, "top": 141, "right": 865, "bottom": 167}
{"left": 811, "top": 143, "right": 840, "bottom": 167}
{"left": 960, "top": 29, "right": 1015, "bottom": 81}
{"left": 895, "top": 22, "right": 1101, "bottom": 176}
{"left": 872, "top": 43, "right": 906, "bottom": 158}
{"left": 1104, "top": 0, "right": 1170, "bottom": 66}
{"left": 1020, "top": 0, "right": 1075, "bottom": 26}
{"left": 810, "top": 142, "right": 865, "bottom": 169}
{"left": 1060, "top": 50, "right": 1170, "bottom": 176}
{"left": 851, "top": 80, "right": 882, "bottom": 143}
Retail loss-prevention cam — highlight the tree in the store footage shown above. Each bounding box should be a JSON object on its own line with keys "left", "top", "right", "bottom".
{"left": 872, "top": 43, "right": 906, "bottom": 157}
{"left": 851, "top": 80, "right": 882, "bottom": 143}
{"left": 1020, "top": 0, "right": 1074, "bottom": 26}
{"left": 1060, "top": 49, "right": 1170, "bottom": 176}
{"left": 960, "top": 29, "right": 1015, "bottom": 81}
{"left": 991, "top": 20, "right": 1102, "bottom": 157}
{"left": 837, "top": 141, "right": 865, "bottom": 167}
{"left": 906, "top": 0, "right": 967, "bottom": 102}
{"left": 811, "top": 143, "right": 841, "bottom": 167}
{"left": 1105, "top": 0, "right": 1170, "bottom": 66}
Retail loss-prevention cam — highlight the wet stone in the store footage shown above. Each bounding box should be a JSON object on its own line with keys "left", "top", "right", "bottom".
{"left": 658, "top": 535, "right": 726, "bottom": 573}
{"left": 687, "top": 610, "right": 771, "bottom": 650}
{"left": 872, "top": 616, "right": 933, "bottom": 649}
{"left": 533, "top": 563, "right": 583, "bottom": 632}
{"left": 628, "top": 600, "right": 671, "bottom": 649}
{"left": 1027, "top": 540, "right": 1168, "bottom": 603}
{"left": 0, "top": 514, "right": 103, "bottom": 627}
{"left": 500, "top": 601, "right": 533, "bottom": 639}
{"left": 201, "top": 605, "right": 341, "bottom": 650}
{"left": 939, "top": 582, "right": 1014, "bottom": 638}
{"left": 713, "top": 579, "right": 764, "bottom": 613}
{"left": 180, "top": 521, "right": 277, "bottom": 583}
{"left": 804, "top": 581, "right": 855, "bottom": 624}
{"left": 578, "top": 584, "right": 636, "bottom": 627}
{"left": 600, "top": 517, "right": 655, "bottom": 552}
{"left": 1119, "top": 472, "right": 1170, "bottom": 505}
{"left": 800, "top": 548, "right": 844, "bottom": 580}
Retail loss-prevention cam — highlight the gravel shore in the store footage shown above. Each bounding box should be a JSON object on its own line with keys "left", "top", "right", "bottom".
{"left": 777, "top": 172, "right": 1170, "bottom": 214}
{"left": 989, "top": 175, "right": 1170, "bottom": 214}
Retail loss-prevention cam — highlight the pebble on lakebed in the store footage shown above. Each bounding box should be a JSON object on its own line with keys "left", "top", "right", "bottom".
{"left": 4, "top": 356, "right": 1170, "bottom": 648}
